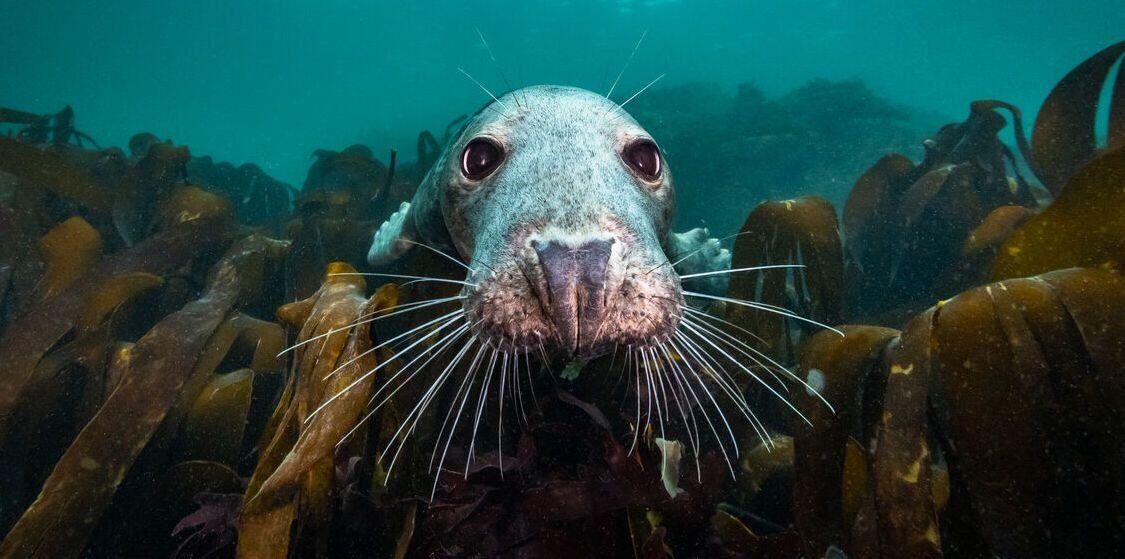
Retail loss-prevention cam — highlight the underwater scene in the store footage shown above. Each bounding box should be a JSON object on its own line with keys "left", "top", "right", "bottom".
{"left": 1, "top": 1, "right": 1123, "bottom": 557}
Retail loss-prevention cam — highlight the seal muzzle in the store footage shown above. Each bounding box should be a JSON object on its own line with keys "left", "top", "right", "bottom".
{"left": 531, "top": 237, "right": 614, "bottom": 356}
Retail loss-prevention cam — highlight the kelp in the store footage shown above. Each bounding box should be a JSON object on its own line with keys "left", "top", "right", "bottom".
{"left": 793, "top": 325, "right": 899, "bottom": 557}
{"left": 726, "top": 196, "right": 844, "bottom": 362}
{"left": 112, "top": 141, "right": 192, "bottom": 244}
{"left": 1, "top": 39, "right": 1123, "bottom": 559}
{"left": 1, "top": 106, "right": 97, "bottom": 147}
{"left": 0, "top": 137, "right": 114, "bottom": 212}
{"left": 0, "top": 216, "right": 235, "bottom": 451}
{"left": 185, "top": 151, "right": 293, "bottom": 229}
{"left": 928, "top": 269, "right": 1125, "bottom": 557}
{"left": 842, "top": 101, "right": 1039, "bottom": 319}
{"left": 795, "top": 268, "right": 1125, "bottom": 558}
{"left": 872, "top": 310, "right": 941, "bottom": 559}
{"left": 991, "top": 146, "right": 1125, "bottom": 279}
{"left": 0, "top": 234, "right": 287, "bottom": 558}
{"left": 1026, "top": 41, "right": 1125, "bottom": 193}
{"left": 34, "top": 216, "right": 103, "bottom": 299}
{"left": 238, "top": 264, "right": 396, "bottom": 558}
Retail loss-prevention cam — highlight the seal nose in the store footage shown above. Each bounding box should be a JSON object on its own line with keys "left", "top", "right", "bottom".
{"left": 532, "top": 238, "right": 614, "bottom": 355}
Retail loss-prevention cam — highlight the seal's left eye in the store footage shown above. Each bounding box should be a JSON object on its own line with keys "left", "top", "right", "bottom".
{"left": 461, "top": 137, "right": 504, "bottom": 181}
{"left": 623, "top": 139, "right": 662, "bottom": 183}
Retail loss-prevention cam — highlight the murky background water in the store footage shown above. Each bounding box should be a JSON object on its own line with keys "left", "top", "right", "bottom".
{"left": 1, "top": 2, "right": 1123, "bottom": 558}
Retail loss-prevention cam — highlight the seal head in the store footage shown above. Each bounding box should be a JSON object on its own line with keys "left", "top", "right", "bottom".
{"left": 369, "top": 85, "right": 719, "bottom": 360}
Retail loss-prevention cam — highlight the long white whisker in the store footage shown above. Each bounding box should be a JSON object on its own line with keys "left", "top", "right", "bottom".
{"left": 384, "top": 331, "right": 478, "bottom": 479}
{"left": 512, "top": 350, "right": 526, "bottom": 427}
{"left": 605, "top": 73, "right": 665, "bottom": 118}
{"left": 368, "top": 323, "right": 477, "bottom": 435}
{"left": 321, "top": 308, "right": 465, "bottom": 382}
{"left": 678, "top": 264, "right": 806, "bottom": 280}
{"left": 666, "top": 337, "right": 742, "bottom": 464}
{"left": 340, "top": 325, "right": 471, "bottom": 452}
{"left": 605, "top": 29, "right": 648, "bottom": 100}
{"left": 680, "top": 313, "right": 788, "bottom": 391}
{"left": 674, "top": 330, "right": 773, "bottom": 451}
{"left": 650, "top": 345, "right": 699, "bottom": 480}
{"left": 523, "top": 346, "right": 539, "bottom": 412}
{"left": 628, "top": 348, "right": 643, "bottom": 455}
{"left": 675, "top": 325, "right": 761, "bottom": 416}
{"left": 497, "top": 350, "right": 508, "bottom": 478}
{"left": 658, "top": 341, "right": 723, "bottom": 478}
{"left": 682, "top": 311, "right": 835, "bottom": 412}
{"left": 644, "top": 348, "right": 667, "bottom": 442}
{"left": 474, "top": 27, "right": 523, "bottom": 110}
{"left": 680, "top": 304, "right": 768, "bottom": 345}
{"left": 430, "top": 344, "right": 488, "bottom": 472}
{"left": 278, "top": 295, "right": 466, "bottom": 357}
{"left": 431, "top": 345, "right": 489, "bottom": 499}
{"left": 680, "top": 320, "right": 813, "bottom": 427}
{"left": 683, "top": 290, "right": 845, "bottom": 336}
{"left": 458, "top": 67, "right": 513, "bottom": 116}
{"left": 330, "top": 272, "right": 478, "bottom": 288}
{"left": 306, "top": 311, "right": 464, "bottom": 423}
{"left": 401, "top": 238, "right": 476, "bottom": 274}
{"left": 676, "top": 330, "right": 772, "bottom": 450}
{"left": 466, "top": 347, "right": 500, "bottom": 476}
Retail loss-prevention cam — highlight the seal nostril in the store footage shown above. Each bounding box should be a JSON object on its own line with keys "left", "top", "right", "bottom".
{"left": 533, "top": 239, "right": 614, "bottom": 355}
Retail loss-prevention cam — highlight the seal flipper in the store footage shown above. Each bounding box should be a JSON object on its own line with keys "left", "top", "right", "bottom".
{"left": 366, "top": 201, "right": 418, "bottom": 266}
{"left": 668, "top": 227, "right": 731, "bottom": 296}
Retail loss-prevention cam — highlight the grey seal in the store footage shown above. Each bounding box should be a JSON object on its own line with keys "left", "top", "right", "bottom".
{"left": 368, "top": 85, "right": 729, "bottom": 361}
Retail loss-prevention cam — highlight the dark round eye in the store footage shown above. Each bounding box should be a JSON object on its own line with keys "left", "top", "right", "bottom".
{"left": 461, "top": 137, "right": 504, "bottom": 181}
{"left": 623, "top": 139, "right": 662, "bottom": 182}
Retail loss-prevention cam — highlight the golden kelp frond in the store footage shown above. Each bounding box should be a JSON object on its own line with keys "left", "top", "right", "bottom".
{"left": 0, "top": 138, "right": 113, "bottom": 213}
{"left": 181, "top": 369, "right": 256, "bottom": 467}
{"left": 35, "top": 217, "right": 103, "bottom": 299}
{"left": 0, "top": 234, "right": 288, "bottom": 559}
{"left": 239, "top": 265, "right": 397, "bottom": 559}
{"left": 158, "top": 185, "right": 234, "bottom": 231}
{"left": 992, "top": 146, "right": 1125, "bottom": 279}
{"left": 1028, "top": 41, "right": 1125, "bottom": 193}
{"left": 0, "top": 217, "right": 235, "bottom": 451}
{"left": 792, "top": 325, "right": 899, "bottom": 557}
{"left": 960, "top": 205, "right": 1035, "bottom": 259}
{"left": 793, "top": 268, "right": 1125, "bottom": 558}
{"left": 727, "top": 196, "right": 844, "bottom": 361}
{"left": 740, "top": 435, "right": 794, "bottom": 499}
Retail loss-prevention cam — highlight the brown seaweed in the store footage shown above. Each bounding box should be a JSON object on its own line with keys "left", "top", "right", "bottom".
{"left": 1027, "top": 41, "right": 1125, "bottom": 193}
{"left": 0, "top": 217, "right": 235, "bottom": 451}
{"left": 34, "top": 216, "right": 104, "bottom": 299}
{"left": 0, "top": 234, "right": 285, "bottom": 558}
{"left": 842, "top": 101, "right": 1041, "bottom": 319}
{"left": 0, "top": 137, "right": 114, "bottom": 213}
{"left": 991, "top": 146, "right": 1125, "bottom": 279}
{"left": 872, "top": 310, "right": 941, "bottom": 558}
{"left": 795, "top": 268, "right": 1125, "bottom": 557}
{"left": 793, "top": 325, "right": 899, "bottom": 557}
{"left": 727, "top": 196, "right": 844, "bottom": 362}
{"left": 238, "top": 264, "right": 396, "bottom": 558}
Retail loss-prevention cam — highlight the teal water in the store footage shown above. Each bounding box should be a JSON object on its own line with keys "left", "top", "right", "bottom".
{"left": 2, "top": 4, "right": 1125, "bottom": 557}
{"left": 3, "top": 0, "right": 1121, "bottom": 195}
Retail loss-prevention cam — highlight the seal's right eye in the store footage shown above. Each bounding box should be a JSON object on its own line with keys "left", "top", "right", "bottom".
{"left": 461, "top": 137, "right": 504, "bottom": 181}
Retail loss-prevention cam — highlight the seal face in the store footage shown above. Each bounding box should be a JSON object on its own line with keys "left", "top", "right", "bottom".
{"left": 370, "top": 85, "right": 723, "bottom": 361}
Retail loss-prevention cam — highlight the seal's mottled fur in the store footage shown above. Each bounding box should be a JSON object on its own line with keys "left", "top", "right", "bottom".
{"left": 369, "top": 85, "right": 728, "bottom": 359}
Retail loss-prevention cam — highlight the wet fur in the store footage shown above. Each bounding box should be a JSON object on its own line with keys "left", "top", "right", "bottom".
{"left": 368, "top": 85, "right": 729, "bottom": 358}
